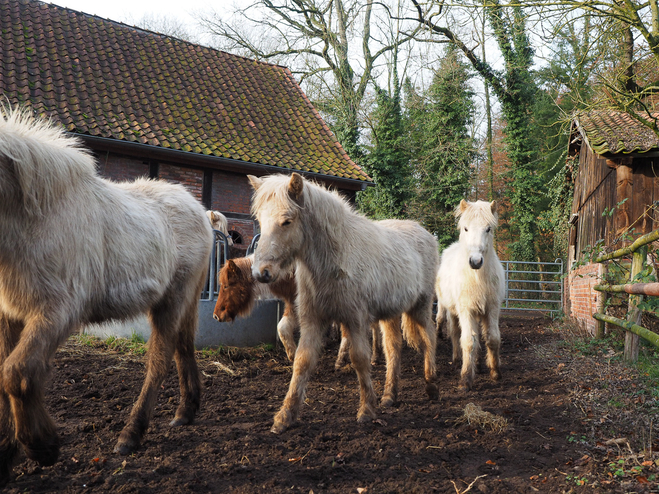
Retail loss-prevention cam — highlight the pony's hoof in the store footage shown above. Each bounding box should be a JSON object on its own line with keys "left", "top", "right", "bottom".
{"left": 23, "top": 434, "right": 60, "bottom": 466}
{"left": 457, "top": 382, "right": 472, "bottom": 393}
{"left": 113, "top": 431, "right": 139, "bottom": 455}
{"left": 113, "top": 440, "right": 138, "bottom": 456}
{"left": 270, "top": 422, "right": 288, "bottom": 434}
{"left": 0, "top": 441, "right": 18, "bottom": 487}
{"left": 271, "top": 408, "right": 294, "bottom": 434}
{"left": 490, "top": 369, "right": 501, "bottom": 381}
{"left": 380, "top": 396, "right": 395, "bottom": 408}
{"left": 169, "top": 416, "right": 191, "bottom": 427}
{"left": 356, "top": 406, "right": 376, "bottom": 423}
{"left": 425, "top": 382, "right": 439, "bottom": 401}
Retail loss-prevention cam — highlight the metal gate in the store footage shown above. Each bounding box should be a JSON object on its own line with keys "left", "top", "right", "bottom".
{"left": 500, "top": 259, "right": 563, "bottom": 314}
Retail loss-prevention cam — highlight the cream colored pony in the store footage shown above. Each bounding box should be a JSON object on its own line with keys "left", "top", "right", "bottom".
{"left": 248, "top": 173, "right": 440, "bottom": 434}
{"left": 0, "top": 107, "right": 212, "bottom": 486}
{"left": 435, "top": 200, "right": 505, "bottom": 391}
{"left": 206, "top": 210, "right": 233, "bottom": 245}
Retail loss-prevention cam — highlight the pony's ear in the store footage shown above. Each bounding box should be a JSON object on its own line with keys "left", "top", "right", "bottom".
{"left": 490, "top": 200, "right": 498, "bottom": 214}
{"left": 455, "top": 199, "right": 468, "bottom": 217}
{"left": 288, "top": 173, "right": 304, "bottom": 203}
{"left": 226, "top": 259, "right": 241, "bottom": 280}
{"left": 247, "top": 175, "right": 263, "bottom": 191}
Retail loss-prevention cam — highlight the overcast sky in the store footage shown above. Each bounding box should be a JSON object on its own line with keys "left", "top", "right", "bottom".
{"left": 46, "top": 0, "right": 232, "bottom": 40}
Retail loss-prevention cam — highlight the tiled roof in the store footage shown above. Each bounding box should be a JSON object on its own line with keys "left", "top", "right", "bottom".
{"left": 575, "top": 110, "right": 659, "bottom": 156}
{"left": 0, "top": 0, "right": 370, "bottom": 183}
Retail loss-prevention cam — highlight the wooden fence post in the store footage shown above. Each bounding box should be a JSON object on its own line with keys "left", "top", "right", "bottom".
{"left": 624, "top": 245, "right": 647, "bottom": 362}
{"left": 596, "top": 263, "right": 608, "bottom": 339}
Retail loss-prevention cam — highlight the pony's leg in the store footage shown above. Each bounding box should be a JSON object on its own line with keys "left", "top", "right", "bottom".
{"left": 3, "top": 314, "right": 72, "bottom": 467}
{"left": 457, "top": 310, "right": 480, "bottom": 391}
{"left": 277, "top": 304, "right": 297, "bottom": 362}
{"left": 272, "top": 318, "right": 324, "bottom": 434}
{"left": 379, "top": 317, "right": 402, "bottom": 408}
{"left": 114, "top": 300, "right": 180, "bottom": 454}
{"left": 170, "top": 297, "right": 203, "bottom": 427}
{"left": 448, "top": 313, "right": 461, "bottom": 363}
{"left": 435, "top": 305, "right": 445, "bottom": 339}
{"left": 334, "top": 330, "right": 350, "bottom": 370}
{"left": 370, "top": 322, "right": 382, "bottom": 366}
{"left": 482, "top": 307, "right": 502, "bottom": 381}
{"left": 345, "top": 323, "right": 378, "bottom": 422}
{"left": 0, "top": 316, "right": 22, "bottom": 487}
{"left": 402, "top": 308, "right": 439, "bottom": 401}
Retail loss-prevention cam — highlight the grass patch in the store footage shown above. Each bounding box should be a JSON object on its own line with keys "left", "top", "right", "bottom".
{"left": 198, "top": 343, "right": 276, "bottom": 361}
{"left": 70, "top": 332, "right": 148, "bottom": 356}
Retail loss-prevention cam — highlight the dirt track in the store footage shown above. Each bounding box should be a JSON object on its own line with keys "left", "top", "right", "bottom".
{"left": 4, "top": 315, "right": 657, "bottom": 493}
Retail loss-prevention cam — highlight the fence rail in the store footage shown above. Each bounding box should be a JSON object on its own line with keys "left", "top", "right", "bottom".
{"left": 501, "top": 259, "right": 563, "bottom": 314}
{"left": 592, "top": 228, "right": 659, "bottom": 361}
{"left": 200, "top": 230, "right": 231, "bottom": 301}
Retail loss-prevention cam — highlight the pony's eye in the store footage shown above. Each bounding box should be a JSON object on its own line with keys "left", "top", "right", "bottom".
{"left": 282, "top": 219, "right": 292, "bottom": 226}
{"left": 486, "top": 227, "right": 491, "bottom": 233}
{"left": 464, "top": 227, "right": 468, "bottom": 232}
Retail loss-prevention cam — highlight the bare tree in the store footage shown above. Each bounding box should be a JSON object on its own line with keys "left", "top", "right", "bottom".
{"left": 128, "top": 13, "right": 200, "bottom": 43}
{"left": 198, "top": 0, "right": 423, "bottom": 159}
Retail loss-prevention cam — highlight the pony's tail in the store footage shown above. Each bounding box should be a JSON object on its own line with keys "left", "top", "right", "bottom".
{"left": 402, "top": 313, "right": 424, "bottom": 352}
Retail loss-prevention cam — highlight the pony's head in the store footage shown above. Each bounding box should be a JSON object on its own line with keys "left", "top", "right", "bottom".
{"left": 213, "top": 259, "right": 254, "bottom": 322}
{"left": 206, "top": 210, "right": 233, "bottom": 245}
{"left": 248, "top": 173, "right": 305, "bottom": 284}
{"left": 456, "top": 199, "right": 498, "bottom": 270}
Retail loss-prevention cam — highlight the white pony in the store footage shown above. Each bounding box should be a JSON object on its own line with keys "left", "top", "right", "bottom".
{"left": 435, "top": 200, "right": 505, "bottom": 391}
{"left": 248, "top": 173, "right": 439, "bottom": 434}
{"left": 0, "top": 107, "right": 212, "bottom": 486}
{"left": 206, "top": 210, "right": 233, "bottom": 245}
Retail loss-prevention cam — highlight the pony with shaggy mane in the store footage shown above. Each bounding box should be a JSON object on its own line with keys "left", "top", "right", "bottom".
{"left": 248, "top": 173, "right": 439, "bottom": 434}
{"left": 206, "top": 210, "right": 233, "bottom": 246}
{"left": 0, "top": 107, "right": 212, "bottom": 486}
{"left": 435, "top": 199, "right": 505, "bottom": 391}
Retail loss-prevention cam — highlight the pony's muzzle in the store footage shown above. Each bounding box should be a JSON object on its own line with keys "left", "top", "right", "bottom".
{"left": 255, "top": 267, "right": 273, "bottom": 283}
{"left": 469, "top": 256, "right": 483, "bottom": 270}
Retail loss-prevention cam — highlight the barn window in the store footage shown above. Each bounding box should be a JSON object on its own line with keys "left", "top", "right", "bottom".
{"left": 229, "top": 231, "right": 243, "bottom": 244}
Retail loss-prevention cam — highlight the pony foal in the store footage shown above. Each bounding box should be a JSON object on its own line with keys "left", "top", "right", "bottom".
{"left": 0, "top": 107, "right": 212, "bottom": 486}
{"left": 435, "top": 200, "right": 505, "bottom": 391}
{"left": 249, "top": 173, "right": 439, "bottom": 434}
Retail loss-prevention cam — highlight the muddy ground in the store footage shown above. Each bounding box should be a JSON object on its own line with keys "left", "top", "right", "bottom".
{"left": 5, "top": 314, "right": 659, "bottom": 493}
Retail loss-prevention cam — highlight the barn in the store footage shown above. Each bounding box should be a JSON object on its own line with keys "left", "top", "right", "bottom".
{"left": 0, "top": 0, "right": 372, "bottom": 346}
{"left": 566, "top": 110, "right": 659, "bottom": 332}
{"left": 0, "top": 0, "right": 371, "bottom": 255}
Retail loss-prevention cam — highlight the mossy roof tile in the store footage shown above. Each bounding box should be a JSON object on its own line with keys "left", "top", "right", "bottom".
{"left": 1, "top": 0, "right": 369, "bottom": 183}
{"left": 576, "top": 110, "right": 659, "bottom": 156}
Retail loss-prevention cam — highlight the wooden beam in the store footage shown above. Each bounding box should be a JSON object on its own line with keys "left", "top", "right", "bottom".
{"left": 593, "top": 282, "right": 659, "bottom": 296}
{"left": 593, "top": 313, "right": 659, "bottom": 349}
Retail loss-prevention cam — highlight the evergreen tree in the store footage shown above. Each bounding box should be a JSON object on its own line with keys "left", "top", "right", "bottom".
{"left": 358, "top": 79, "right": 412, "bottom": 219}
{"left": 406, "top": 45, "right": 477, "bottom": 249}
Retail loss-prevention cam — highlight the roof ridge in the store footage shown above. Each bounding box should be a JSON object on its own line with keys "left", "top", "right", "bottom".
{"left": 41, "top": 0, "right": 294, "bottom": 72}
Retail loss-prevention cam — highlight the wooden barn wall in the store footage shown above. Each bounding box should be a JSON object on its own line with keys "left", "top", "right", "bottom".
{"left": 630, "top": 158, "right": 659, "bottom": 235}
{"left": 571, "top": 146, "right": 659, "bottom": 261}
{"left": 571, "top": 145, "right": 616, "bottom": 259}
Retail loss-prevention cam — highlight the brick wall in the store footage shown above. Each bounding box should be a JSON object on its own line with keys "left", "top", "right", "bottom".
{"left": 97, "top": 154, "right": 149, "bottom": 182}
{"left": 566, "top": 262, "right": 603, "bottom": 334}
{"left": 211, "top": 171, "right": 252, "bottom": 215}
{"left": 159, "top": 164, "right": 204, "bottom": 203}
{"left": 94, "top": 152, "right": 257, "bottom": 248}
